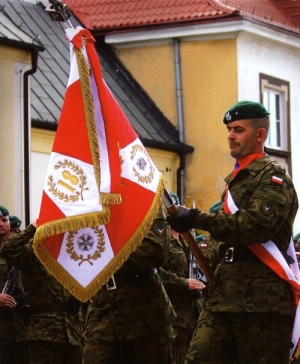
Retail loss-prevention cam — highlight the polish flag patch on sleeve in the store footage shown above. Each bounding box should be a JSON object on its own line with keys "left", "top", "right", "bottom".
{"left": 271, "top": 176, "right": 283, "bottom": 185}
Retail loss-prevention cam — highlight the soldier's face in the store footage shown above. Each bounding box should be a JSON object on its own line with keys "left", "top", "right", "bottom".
{"left": 0, "top": 216, "right": 10, "bottom": 237}
{"left": 226, "top": 119, "right": 260, "bottom": 159}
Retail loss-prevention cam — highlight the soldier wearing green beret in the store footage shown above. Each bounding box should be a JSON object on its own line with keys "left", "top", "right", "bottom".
{"left": 4, "top": 215, "right": 22, "bottom": 241}
{"left": 167, "top": 100, "right": 299, "bottom": 363}
{"left": 0, "top": 205, "right": 26, "bottom": 364}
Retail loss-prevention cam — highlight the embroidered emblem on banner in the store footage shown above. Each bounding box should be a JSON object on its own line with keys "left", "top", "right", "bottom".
{"left": 131, "top": 144, "right": 155, "bottom": 184}
{"left": 47, "top": 159, "right": 89, "bottom": 203}
{"left": 66, "top": 227, "right": 105, "bottom": 266}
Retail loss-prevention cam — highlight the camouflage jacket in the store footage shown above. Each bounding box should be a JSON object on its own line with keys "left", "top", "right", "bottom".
{"left": 84, "top": 205, "right": 176, "bottom": 342}
{"left": 194, "top": 155, "right": 298, "bottom": 315}
{"left": 0, "top": 253, "right": 26, "bottom": 342}
{"left": 158, "top": 235, "right": 201, "bottom": 330}
{"left": 1, "top": 225, "right": 83, "bottom": 345}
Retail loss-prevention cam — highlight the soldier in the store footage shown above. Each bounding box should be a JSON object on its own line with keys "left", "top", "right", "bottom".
{"left": 167, "top": 100, "right": 299, "bottom": 364}
{"left": 1, "top": 218, "right": 83, "bottom": 364}
{"left": 158, "top": 193, "right": 205, "bottom": 363}
{"left": 82, "top": 204, "right": 176, "bottom": 364}
{"left": 5, "top": 215, "right": 22, "bottom": 239}
{"left": 0, "top": 205, "right": 26, "bottom": 364}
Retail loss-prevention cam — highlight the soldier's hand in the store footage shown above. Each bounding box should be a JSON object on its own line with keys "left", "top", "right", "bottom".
{"left": 188, "top": 278, "right": 205, "bottom": 291}
{"left": 0, "top": 293, "right": 16, "bottom": 308}
{"left": 167, "top": 206, "right": 199, "bottom": 233}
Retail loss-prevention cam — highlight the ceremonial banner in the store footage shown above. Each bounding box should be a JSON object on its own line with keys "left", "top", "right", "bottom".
{"left": 225, "top": 188, "right": 300, "bottom": 359}
{"left": 33, "top": 27, "right": 165, "bottom": 302}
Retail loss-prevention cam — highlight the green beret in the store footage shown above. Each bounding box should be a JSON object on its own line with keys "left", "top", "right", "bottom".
{"left": 196, "top": 234, "right": 206, "bottom": 243}
{"left": 169, "top": 192, "right": 180, "bottom": 205}
{"left": 0, "top": 205, "right": 9, "bottom": 217}
{"left": 223, "top": 100, "right": 270, "bottom": 124}
{"left": 293, "top": 233, "right": 300, "bottom": 241}
{"left": 9, "top": 215, "right": 21, "bottom": 228}
{"left": 209, "top": 201, "right": 221, "bottom": 213}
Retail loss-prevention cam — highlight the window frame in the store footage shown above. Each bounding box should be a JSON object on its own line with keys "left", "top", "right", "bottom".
{"left": 260, "top": 73, "right": 292, "bottom": 175}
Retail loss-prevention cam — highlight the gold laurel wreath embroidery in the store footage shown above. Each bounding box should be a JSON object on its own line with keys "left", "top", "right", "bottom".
{"left": 130, "top": 144, "right": 154, "bottom": 184}
{"left": 47, "top": 159, "right": 89, "bottom": 203}
{"left": 66, "top": 227, "right": 105, "bottom": 266}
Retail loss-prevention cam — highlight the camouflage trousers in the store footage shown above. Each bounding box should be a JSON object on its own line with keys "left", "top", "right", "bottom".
{"left": 172, "top": 326, "right": 194, "bottom": 364}
{"left": 83, "top": 325, "right": 175, "bottom": 364}
{"left": 26, "top": 340, "right": 82, "bottom": 364}
{"left": 183, "top": 310, "right": 293, "bottom": 364}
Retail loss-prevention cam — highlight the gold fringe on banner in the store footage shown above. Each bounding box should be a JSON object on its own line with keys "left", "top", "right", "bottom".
{"left": 33, "top": 206, "right": 110, "bottom": 245}
{"left": 33, "top": 175, "right": 165, "bottom": 302}
{"left": 100, "top": 193, "right": 122, "bottom": 205}
{"left": 74, "top": 44, "right": 123, "bottom": 206}
{"left": 74, "top": 45, "right": 101, "bottom": 192}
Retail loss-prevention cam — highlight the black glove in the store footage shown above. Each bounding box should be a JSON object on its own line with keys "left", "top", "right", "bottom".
{"left": 167, "top": 206, "right": 199, "bottom": 233}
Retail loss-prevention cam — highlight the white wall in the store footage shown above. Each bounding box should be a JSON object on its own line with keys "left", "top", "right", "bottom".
{"left": 237, "top": 31, "right": 300, "bottom": 234}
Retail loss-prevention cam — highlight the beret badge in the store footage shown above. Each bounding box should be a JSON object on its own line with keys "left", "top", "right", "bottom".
{"left": 225, "top": 112, "right": 232, "bottom": 122}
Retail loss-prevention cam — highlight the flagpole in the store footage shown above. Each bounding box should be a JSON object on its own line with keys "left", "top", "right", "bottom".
{"left": 163, "top": 189, "right": 214, "bottom": 283}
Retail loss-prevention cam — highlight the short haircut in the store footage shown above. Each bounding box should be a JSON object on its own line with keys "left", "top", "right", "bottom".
{"left": 249, "top": 116, "right": 270, "bottom": 136}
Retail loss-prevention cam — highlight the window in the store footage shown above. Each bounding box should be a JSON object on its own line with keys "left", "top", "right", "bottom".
{"left": 263, "top": 89, "right": 287, "bottom": 150}
{"left": 260, "top": 74, "right": 291, "bottom": 174}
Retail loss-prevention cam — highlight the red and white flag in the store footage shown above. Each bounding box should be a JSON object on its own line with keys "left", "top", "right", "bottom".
{"left": 225, "top": 188, "right": 300, "bottom": 359}
{"left": 33, "top": 27, "right": 165, "bottom": 302}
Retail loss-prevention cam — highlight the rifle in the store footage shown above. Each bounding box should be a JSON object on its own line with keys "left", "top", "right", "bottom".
{"left": 2, "top": 266, "right": 28, "bottom": 303}
{"left": 163, "top": 189, "right": 214, "bottom": 283}
{"left": 189, "top": 250, "right": 207, "bottom": 298}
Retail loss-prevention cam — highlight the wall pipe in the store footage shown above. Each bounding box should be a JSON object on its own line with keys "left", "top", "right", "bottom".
{"left": 173, "top": 37, "right": 185, "bottom": 202}
{"left": 23, "top": 48, "right": 39, "bottom": 226}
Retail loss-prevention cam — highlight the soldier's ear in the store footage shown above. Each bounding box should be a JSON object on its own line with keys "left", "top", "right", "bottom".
{"left": 256, "top": 128, "right": 267, "bottom": 142}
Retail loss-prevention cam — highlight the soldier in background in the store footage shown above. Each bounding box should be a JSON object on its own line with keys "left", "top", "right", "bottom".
{"left": 5, "top": 215, "right": 22, "bottom": 239}
{"left": 167, "top": 101, "right": 298, "bottom": 364}
{"left": 83, "top": 204, "right": 176, "bottom": 364}
{"left": 1, "top": 218, "right": 83, "bottom": 364}
{"left": 0, "top": 205, "right": 26, "bottom": 364}
{"left": 158, "top": 193, "right": 205, "bottom": 363}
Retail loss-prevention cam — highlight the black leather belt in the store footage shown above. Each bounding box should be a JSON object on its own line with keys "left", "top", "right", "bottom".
{"left": 222, "top": 247, "right": 257, "bottom": 264}
{"left": 106, "top": 268, "right": 157, "bottom": 290}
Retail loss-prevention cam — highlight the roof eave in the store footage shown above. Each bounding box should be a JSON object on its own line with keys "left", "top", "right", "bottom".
{"left": 0, "top": 37, "right": 45, "bottom": 52}
{"left": 90, "top": 13, "right": 241, "bottom": 36}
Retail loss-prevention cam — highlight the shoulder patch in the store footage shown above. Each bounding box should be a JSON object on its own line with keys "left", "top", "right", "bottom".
{"left": 260, "top": 200, "right": 275, "bottom": 214}
{"left": 152, "top": 222, "right": 167, "bottom": 236}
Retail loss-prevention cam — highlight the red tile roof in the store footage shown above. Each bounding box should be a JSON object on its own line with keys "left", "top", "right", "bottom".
{"left": 64, "top": 0, "right": 238, "bottom": 32}
{"left": 63, "top": 0, "right": 300, "bottom": 34}
{"left": 225, "top": 0, "right": 297, "bottom": 30}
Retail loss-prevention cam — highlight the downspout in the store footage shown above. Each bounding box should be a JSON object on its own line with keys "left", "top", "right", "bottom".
{"left": 23, "top": 48, "right": 39, "bottom": 226}
{"left": 173, "top": 37, "right": 185, "bottom": 202}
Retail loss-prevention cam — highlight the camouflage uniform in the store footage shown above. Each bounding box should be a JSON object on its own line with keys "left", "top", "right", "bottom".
{"left": 0, "top": 253, "right": 26, "bottom": 364}
{"left": 1, "top": 225, "right": 83, "bottom": 364}
{"left": 158, "top": 234, "right": 202, "bottom": 363}
{"left": 184, "top": 156, "right": 298, "bottom": 364}
{"left": 83, "top": 205, "right": 176, "bottom": 364}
